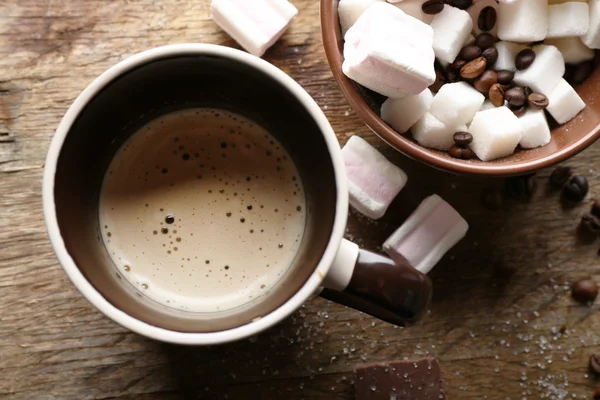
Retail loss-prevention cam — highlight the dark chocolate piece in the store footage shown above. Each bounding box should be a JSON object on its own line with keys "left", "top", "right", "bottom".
{"left": 354, "top": 358, "right": 444, "bottom": 400}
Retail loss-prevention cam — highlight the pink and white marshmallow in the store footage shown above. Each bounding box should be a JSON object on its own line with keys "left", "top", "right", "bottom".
{"left": 342, "top": 2, "right": 436, "bottom": 97}
{"left": 210, "top": 0, "right": 298, "bottom": 57}
{"left": 342, "top": 136, "right": 408, "bottom": 220}
{"left": 383, "top": 194, "right": 468, "bottom": 274}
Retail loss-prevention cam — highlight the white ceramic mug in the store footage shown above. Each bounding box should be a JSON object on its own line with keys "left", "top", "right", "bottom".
{"left": 43, "top": 44, "right": 432, "bottom": 345}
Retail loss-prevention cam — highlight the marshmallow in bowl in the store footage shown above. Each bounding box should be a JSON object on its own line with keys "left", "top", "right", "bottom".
{"left": 210, "top": 0, "right": 298, "bottom": 57}
{"left": 546, "top": 2, "right": 590, "bottom": 39}
{"left": 518, "top": 109, "right": 551, "bottom": 149}
{"left": 412, "top": 113, "right": 467, "bottom": 151}
{"left": 342, "top": 2, "right": 436, "bottom": 97}
{"left": 381, "top": 89, "right": 433, "bottom": 134}
{"left": 430, "top": 5, "right": 474, "bottom": 64}
{"left": 513, "top": 45, "right": 565, "bottom": 96}
{"left": 390, "top": 0, "right": 435, "bottom": 25}
{"left": 383, "top": 194, "right": 468, "bottom": 274}
{"left": 497, "top": 0, "right": 548, "bottom": 43}
{"left": 338, "top": 0, "right": 385, "bottom": 35}
{"left": 469, "top": 107, "right": 523, "bottom": 161}
{"left": 544, "top": 79, "right": 586, "bottom": 125}
{"left": 342, "top": 136, "right": 408, "bottom": 220}
{"left": 582, "top": 0, "right": 600, "bottom": 49}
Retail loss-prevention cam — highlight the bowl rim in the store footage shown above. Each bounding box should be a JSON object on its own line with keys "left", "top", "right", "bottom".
{"left": 320, "top": 0, "right": 600, "bottom": 176}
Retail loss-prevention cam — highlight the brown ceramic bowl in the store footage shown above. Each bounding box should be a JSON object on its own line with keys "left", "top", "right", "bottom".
{"left": 321, "top": 0, "right": 600, "bottom": 176}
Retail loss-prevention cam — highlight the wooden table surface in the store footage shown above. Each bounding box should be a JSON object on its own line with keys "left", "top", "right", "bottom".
{"left": 1, "top": 1, "right": 600, "bottom": 399}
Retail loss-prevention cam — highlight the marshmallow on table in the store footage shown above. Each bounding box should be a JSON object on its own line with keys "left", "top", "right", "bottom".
{"left": 343, "top": 2, "right": 436, "bottom": 97}
{"left": 497, "top": 0, "right": 548, "bottom": 43}
{"left": 582, "top": 0, "right": 600, "bottom": 49}
{"left": 429, "top": 82, "right": 485, "bottom": 127}
{"left": 391, "top": 0, "right": 434, "bottom": 25}
{"left": 546, "top": 2, "right": 590, "bottom": 38}
{"left": 338, "top": 0, "right": 385, "bottom": 35}
{"left": 469, "top": 107, "right": 523, "bottom": 161}
{"left": 467, "top": 0, "right": 499, "bottom": 37}
{"left": 514, "top": 45, "right": 565, "bottom": 96}
{"left": 544, "top": 37, "right": 594, "bottom": 64}
{"left": 383, "top": 194, "right": 468, "bottom": 274}
{"left": 411, "top": 113, "right": 467, "bottom": 151}
{"left": 342, "top": 136, "right": 408, "bottom": 220}
{"left": 494, "top": 41, "right": 528, "bottom": 72}
{"left": 430, "top": 5, "right": 473, "bottom": 64}
{"left": 381, "top": 89, "right": 433, "bottom": 134}
{"left": 210, "top": 0, "right": 298, "bottom": 57}
{"left": 519, "top": 109, "right": 551, "bottom": 149}
{"left": 544, "top": 78, "right": 586, "bottom": 124}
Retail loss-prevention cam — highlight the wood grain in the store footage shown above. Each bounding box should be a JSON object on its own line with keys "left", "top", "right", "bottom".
{"left": 1, "top": 1, "right": 599, "bottom": 399}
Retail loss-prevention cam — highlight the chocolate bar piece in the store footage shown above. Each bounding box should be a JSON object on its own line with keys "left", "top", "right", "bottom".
{"left": 354, "top": 358, "right": 444, "bottom": 400}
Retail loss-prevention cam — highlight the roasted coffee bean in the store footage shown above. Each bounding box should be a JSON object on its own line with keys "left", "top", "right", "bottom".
{"left": 450, "top": 0, "right": 472, "bottom": 10}
{"left": 451, "top": 58, "right": 467, "bottom": 70}
{"left": 422, "top": 0, "right": 445, "bottom": 14}
{"left": 572, "top": 61, "right": 594, "bottom": 85}
{"left": 481, "top": 47, "right": 498, "bottom": 66}
{"left": 489, "top": 83, "right": 505, "bottom": 107}
{"left": 460, "top": 56, "right": 487, "bottom": 79}
{"left": 504, "top": 174, "right": 536, "bottom": 201}
{"left": 504, "top": 86, "right": 526, "bottom": 107}
{"left": 446, "top": 68, "right": 460, "bottom": 83}
{"left": 592, "top": 200, "right": 600, "bottom": 218}
{"left": 449, "top": 145, "right": 474, "bottom": 159}
{"left": 481, "top": 187, "right": 503, "bottom": 210}
{"left": 475, "top": 33, "right": 495, "bottom": 50}
{"left": 453, "top": 131, "right": 473, "bottom": 147}
{"left": 478, "top": 6, "right": 497, "bottom": 32}
{"left": 474, "top": 70, "right": 498, "bottom": 93}
{"left": 496, "top": 70, "right": 514, "bottom": 84}
{"left": 509, "top": 104, "right": 526, "bottom": 118}
{"left": 549, "top": 166, "right": 572, "bottom": 188}
{"left": 527, "top": 92, "right": 549, "bottom": 110}
{"left": 515, "top": 48, "right": 536, "bottom": 70}
{"left": 571, "top": 279, "right": 599, "bottom": 304}
{"left": 591, "top": 354, "right": 600, "bottom": 375}
{"left": 581, "top": 213, "right": 600, "bottom": 235}
{"left": 563, "top": 175, "right": 589, "bottom": 202}
{"left": 431, "top": 69, "right": 446, "bottom": 93}
{"left": 459, "top": 45, "right": 482, "bottom": 61}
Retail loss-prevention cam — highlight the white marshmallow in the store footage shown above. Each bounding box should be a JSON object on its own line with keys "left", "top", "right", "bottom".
{"left": 467, "top": 0, "right": 499, "bottom": 37}
{"left": 391, "top": 0, "right": 434, "bottom": 24}
{"left": 411, "top": 113, "right": 467, "bottom": 151}
{"left": 514, "top": 45, "right": 565, "bottom": 96}
{"left": 544, "top": 37, "right": 595, "bottom": 64}
{"left": 381, "top": 89, "right": 433, "bottom": 134}
{"left": 430, "top": 5, "right": 474, "bottom": 64}
{"left": 210, "top": 0, "right": 298, "bottom": 57}
{"left": 481, "top": 100, "right": 507, "bottom": 111}
{"left": 494, "top": 41, "right": 528, "bottom": 72}
{"left": 338, "top": 0, "right": 385, "bottom": 35}
{"left": 429, "top": 82, "right": 485, "bottom": 127}
{"left": 546, "top": 2, "right": 590, "bottom": 39}
{"left": 545, "top": 78, "right": 586, "bottom": 124}
{"left": 582, "top": 0, "right": 600, "bottom": 49}
{"left": 343, "top": 3, "right": 436, "bottom": 97}
{"left": 497, "top": 0, "right": 548, "bottom": 43}
{"left": 342, "top": 136, "right": 408, "bottom": 219}
{"left": 518, "top": 109, "right": 551, "bottom": 149}
{"left": 469, "top": 107, "right": 523, "bottom": 161}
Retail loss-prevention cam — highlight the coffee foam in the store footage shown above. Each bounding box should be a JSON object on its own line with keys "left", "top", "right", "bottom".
{"left": 99, "top": 108, "right": 306, "bottom": 313}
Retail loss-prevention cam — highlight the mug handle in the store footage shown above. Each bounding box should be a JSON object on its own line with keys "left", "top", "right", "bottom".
{"left": 319, "top": 239, "right": 433, "bottom": 326}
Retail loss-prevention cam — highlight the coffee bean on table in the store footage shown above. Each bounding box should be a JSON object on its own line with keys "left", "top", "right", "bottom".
{"left": 581, "top": 213, "right": 600, "bottom": 235}
{"left": 481, "top": 47, "right": 498, "bottom": 66}
{"left": 422, "top": 0, "right": 445, "bottom": 14}
{"left": 509, "top": 104, "right": 526, "bottom": 118}
{"left": 572, "top": 61, "right": 594, "bottom": 85}
{"left": 460, "top": 56, "right": 487, "bottom": 79}
{"left": 504, "top": 86, "right": 526, "bottom": 107}
{"left": 474, "top": 70, "right": 498, "bottom": 93}
{"left": 453, "top": 131, "right": 473, "bottom": 147}
{"left": 591, "top": 354, "right": 600, "bottom": 375}
{"left": 549, "top": 166, "right": 572, "bottom": 188}
{"left": 496, "top": 70, "right": 514, "bottom": 84}
{"left": 515, "top": 48, "right": 536, "bottom": 70}
{"left": 475, "top": 33, "right": 495, "bottom": 50}
{"left": 481, "top": 187, "right": 503, "bottom": 210}
{"left": 478, "top": 6, "right": 497, "bottom": 32}
{"left": 489, "top": 83, "right": 505, "bottom": 107}
{"left": 450, "top": 0, "right": 473, "bottom": 10}
{"left": 528, "top": 92, "right": 549, "bottom": 110}
{"left": 449, "top": 145, "right": 474, "bottom": 159}
{"left": 460, "top": 45, "right": 482, "bottom": 61}
{"left": 563, "top": 175, "right": 589, "bottom": 202}
{"left": 571, "top": 279, "right": 599, "bottom": 304}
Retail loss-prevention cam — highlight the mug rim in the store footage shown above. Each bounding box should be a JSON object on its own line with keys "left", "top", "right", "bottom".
{"left": 42, "top": 43, "right": 349, "bottom": 345}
